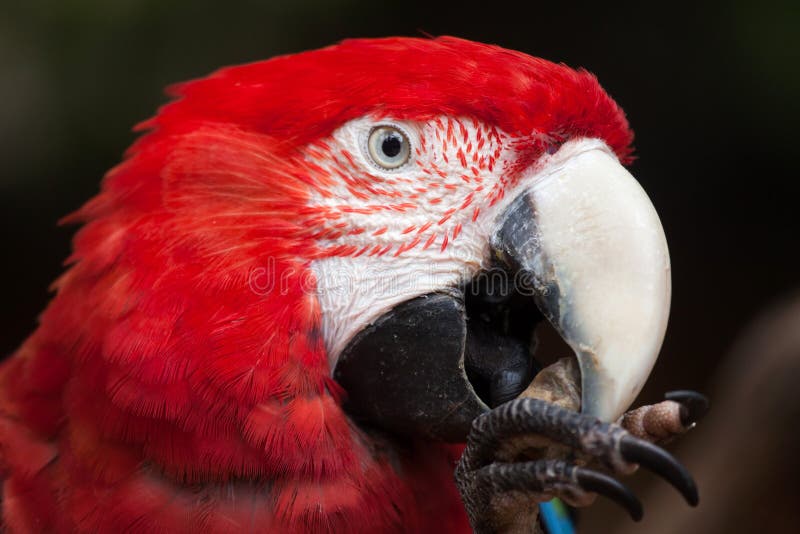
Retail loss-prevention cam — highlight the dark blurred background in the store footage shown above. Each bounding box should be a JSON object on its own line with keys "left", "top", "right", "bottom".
{"left": 1, "top": 0, "right": 797, "bottom": 530}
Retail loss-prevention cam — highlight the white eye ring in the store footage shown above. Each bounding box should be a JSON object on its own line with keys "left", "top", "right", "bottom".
{"left": 367, "top": 125, "right": 411, "bottom": 170}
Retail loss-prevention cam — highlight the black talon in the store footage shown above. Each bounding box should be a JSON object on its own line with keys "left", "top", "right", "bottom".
{"left": 665, "top": 390, "right": 709, "bottom": 427}
{"left": 469, "top": 460, "right": 643, "bottom": 522}
{"left": 575, "top": 467, "right": 643, "bottom": 521}
{"left": 619, "top": 435, "right": 699, "bottom": 506}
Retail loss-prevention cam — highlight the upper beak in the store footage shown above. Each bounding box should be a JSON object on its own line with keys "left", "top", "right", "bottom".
{"left": 492, "top": 145, "right": 671, "bottom": 421}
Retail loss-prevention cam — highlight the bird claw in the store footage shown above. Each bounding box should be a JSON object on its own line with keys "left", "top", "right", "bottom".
{"left": 455, "top": 398, "right": 698, "bottom": 533}
{"left": 458, "top": 459, "right": 643, "bottom": 532}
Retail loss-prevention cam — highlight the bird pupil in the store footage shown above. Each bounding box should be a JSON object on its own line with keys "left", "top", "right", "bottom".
{"left": 382, "top": 133, "right": 402, "bottom": 158}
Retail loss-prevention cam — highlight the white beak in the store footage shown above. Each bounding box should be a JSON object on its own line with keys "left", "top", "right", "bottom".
{"left": 493, "top": 142, "right": 671, "bottom": 421}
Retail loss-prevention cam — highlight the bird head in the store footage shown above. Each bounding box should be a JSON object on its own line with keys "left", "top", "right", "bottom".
{"left": 64, "top": 37, "right": 668, "bottom": 445}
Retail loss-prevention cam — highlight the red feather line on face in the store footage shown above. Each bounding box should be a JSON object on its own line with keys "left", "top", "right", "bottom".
{"left": 305, "top": 116, "right": 513, "bottom": 258}
{"left": 1, "top": 37, "right": 632, "bottom": 532}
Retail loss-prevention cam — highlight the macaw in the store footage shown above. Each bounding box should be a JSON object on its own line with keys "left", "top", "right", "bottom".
{"left": 0, "top": 37, "right": 706, "bottom": 533}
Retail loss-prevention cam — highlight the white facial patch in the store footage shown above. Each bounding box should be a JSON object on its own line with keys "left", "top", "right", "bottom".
{"left": 306, "top": 116, "right": 518, "bottom": 366}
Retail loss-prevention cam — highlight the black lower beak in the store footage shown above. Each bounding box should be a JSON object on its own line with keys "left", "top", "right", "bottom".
{"left": 333, "top": 273, "right": 542, "bottom": 442}
{"left": 334, "top": 292, "right": 485, "bottom": 442}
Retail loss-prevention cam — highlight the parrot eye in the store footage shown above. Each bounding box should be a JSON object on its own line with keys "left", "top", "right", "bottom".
{"left": 367, "top": 125, "right": 411, "bottom": 170}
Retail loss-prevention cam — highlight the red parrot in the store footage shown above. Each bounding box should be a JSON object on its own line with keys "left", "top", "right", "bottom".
{"left": 0, "top": 37, "right": 704, "bottom": 533}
